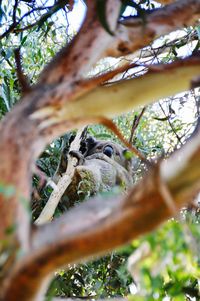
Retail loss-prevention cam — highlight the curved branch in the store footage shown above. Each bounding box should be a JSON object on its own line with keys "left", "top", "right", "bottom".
{"left": 0, "top": 2, "right": 199, "bottom": 299}
{"left": 31, "top": 54, "right": 200, "bottom": 130}
{"left": 2, "top": 122, "right": 200, "bottom": 301}
{"left": 37, "top": 0, "right": 200, "bottom": 85}
{"left": 38, "top": 0, "right": 121, "bottom": 85}
{"left": 35, "top": 127, "right": 86, "bottom": 225}
{"left": 106, "top": 0, "right": 200, "bottom": 57}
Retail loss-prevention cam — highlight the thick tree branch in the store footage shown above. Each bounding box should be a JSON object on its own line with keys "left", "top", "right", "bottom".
{"left": 31, "top": 54, "right": 200, "bottom": 130}
{"left": 106, "top": 0, "right": 200, "bottom": 57}
{"left": 0, "top": 2, "right": 199, "bottom": 299}
{"left": 2, "top": 122, "right": 200, "bottom": 301}
{"left": 39, "top": 0, "right": 121, "bottom": 85}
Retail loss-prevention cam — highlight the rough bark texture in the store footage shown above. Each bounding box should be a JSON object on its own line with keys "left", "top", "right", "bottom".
{"left": 1, "top": 125, "right": 200, "bottom": 301}
{"left": 0, "top": 0, "right": 199, "bottom": 300}
{"left": 106, "top": 0, "right": 200, "bottom": 57}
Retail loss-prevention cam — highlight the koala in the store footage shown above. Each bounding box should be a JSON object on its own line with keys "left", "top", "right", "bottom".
{"left": 57, "top": 135, "right": 133, "bottom": 209}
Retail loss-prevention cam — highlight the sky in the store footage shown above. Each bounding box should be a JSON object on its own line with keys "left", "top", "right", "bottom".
{"left": 66, "top": 0, "right": 197, "bottom": 57}
{"left": 64, "top": 0, "right": 198, "bottom": 126}
{"left": 67, "top": 0, "right": 86, "bottom": 33}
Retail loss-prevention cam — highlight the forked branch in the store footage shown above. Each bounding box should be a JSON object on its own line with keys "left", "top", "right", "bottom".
{"left": 0, "top": 1, "right": 200, "bottom": 300}
{"left": 2, "top": 120, "right": 200, "bottom": 301}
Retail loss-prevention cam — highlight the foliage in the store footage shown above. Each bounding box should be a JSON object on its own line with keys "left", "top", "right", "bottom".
{"left": 47, "top": 254, "right": 132, "bottom": 299}
{"left": 128, "top": 217, "right": 200, "bottom": 301}
{"left": 46, "top": 203, "right": 200, "bottom": 300}
{"left": 0, "top": 1, "right": 199, "bottom": 301}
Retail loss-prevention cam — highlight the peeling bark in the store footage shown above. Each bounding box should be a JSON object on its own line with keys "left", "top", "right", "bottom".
{"left": 0, "top": 0, "right": 199, "bottom": 300}
{"left": 32, "top": 55, "right": 200, "bottom": 125}
{"left": 1, "top": 124, "right": 200, "bottom": 301}
{"left": 106, "top": 0, "right": 200, "bottom": 57}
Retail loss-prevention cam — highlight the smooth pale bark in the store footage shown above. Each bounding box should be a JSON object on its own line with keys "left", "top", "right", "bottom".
{"left": 106, "top": 0, "right": 200, "bottom": 57}
{"left": 0, "top": 0, "right": 200, "bottom": 300}
{"left": 31, "top": 56, "right": 200, "bottom": 127}
{"left": 1, "top": 123, "right": 200, "bottom": 301}
{"left": 35, "top": 128, "right": 86, "bottom": 225}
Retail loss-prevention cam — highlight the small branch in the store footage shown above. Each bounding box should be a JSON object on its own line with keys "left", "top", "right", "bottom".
{"left": 0, "top": 1, "right": 69, "bottom": 40}
{"left": 138, "top": 30, "right": 198, "bottom": 60}
{"left": 2, "top": 124, "right": 200, "bottom": 301}
{"left": 158, "top": 102, "right": 183, "bottom": 145}
{"left": 35, "top": 127, "right": 87, "bottom": 225}
{"left": 14, "top": 0, "right": 70, "bottom": 34}
{"left": 12, "top": 0, "right": 18, "bottom": 26}
{"left": 0, "top": 7, "right": 49, "bottom": 40}
{"left": 155, "top": 0, "right": 177, "bottom": 4}
{"left": 14, "top": 48, "right": 31, "bottom": 95}
{"left": 129, "top": 107, "right": 146, "bottom": 144}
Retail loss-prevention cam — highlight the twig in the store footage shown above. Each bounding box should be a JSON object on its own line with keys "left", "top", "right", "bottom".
{"left": 0, "top": 0, "right": 69, "bottom": 40}
{"left": 159, "top": 102, "right": 183, "bottom": 145}
{"left": 12, "top": 0, "right": 18, "bottom": 26}
{"left": 129, "top": 107, "right": 146, "bottom": 144}
{"left": 99, "top": 117, "right": 147, "bottom": 163}
{"left": 14, "top": 48, "right": 31, "bottom": 95}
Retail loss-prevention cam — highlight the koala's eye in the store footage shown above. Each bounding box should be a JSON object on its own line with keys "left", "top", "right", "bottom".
{"left": 103, "top": 145, "right": 114, "bottom": 157}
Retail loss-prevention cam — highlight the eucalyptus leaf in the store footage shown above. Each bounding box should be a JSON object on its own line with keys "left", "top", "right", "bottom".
{"left": 96, "top": 0, "right": 114, "bottom": 36}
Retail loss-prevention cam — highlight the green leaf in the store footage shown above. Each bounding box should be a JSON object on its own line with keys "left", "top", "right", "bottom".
{"left": 96, "top": 0, "right": 114, "bottom": 36}
{"left": 123, "top": 149, "right": 133, "bottom": 159}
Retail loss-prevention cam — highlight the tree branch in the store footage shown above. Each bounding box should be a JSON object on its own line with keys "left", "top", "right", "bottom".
{"left": 14, "top": 48, "right": 31, "bottom": 95}
{"left": 0, "top": 0, "right": 70, "bottom": 40}
{"left": 2, "top": 122, "right": 200, "bottom": 301}
{"left": 31, "top": 54, "right": 200, "bottom": 133}
{"left": 35, "top": 127, "right": 87, "bottom": 225}
{"left": 106, "top": 0, "right": 200, "bottom": 57}
{"left": 38, "top": 0, "right": 121, "bottom": 85}
{"left": 129, "top": 107, "right": 146, "bottom": 144}
{"left": 0, "top": 2, "right": 199, "bottom": 299}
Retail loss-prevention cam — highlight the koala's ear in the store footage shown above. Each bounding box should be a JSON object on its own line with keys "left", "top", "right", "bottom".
{"left": 69, "top": 134, "right": 76, "bottom": 144}
{"left": 86, "top": 136, "right": 96, "bottom": 147}
{"left": 123, "top": 149, "right": 133, "bottom": 160}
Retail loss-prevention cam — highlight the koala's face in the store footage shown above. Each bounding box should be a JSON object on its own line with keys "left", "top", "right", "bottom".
{"left": 85, "top": 138, "right": 129, "bottom": 170}
{"left": 63, "top": 136, "right": 133, "bottom": 206}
